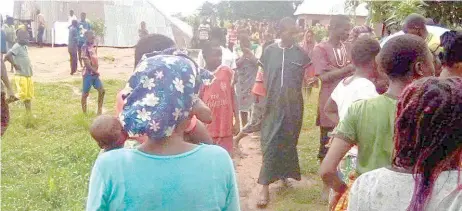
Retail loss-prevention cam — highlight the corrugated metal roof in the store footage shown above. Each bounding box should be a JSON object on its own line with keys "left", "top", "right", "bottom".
{"left": 294, "top": 0, "right": 368, "bottom": 17}
{"left": 13, "top": 0, "right": 192, "bottom": 47}
{"left": 103, "top": 1, "right": 174, "bottom": 47}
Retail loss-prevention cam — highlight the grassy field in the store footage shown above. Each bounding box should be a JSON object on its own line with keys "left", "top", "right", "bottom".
{"left": 1, "top": 81, "right": 326, "bottom": 210}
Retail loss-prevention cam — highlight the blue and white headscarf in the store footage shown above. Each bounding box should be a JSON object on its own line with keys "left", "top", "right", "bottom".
{"left": 120, "top": 49, "right": 214, "bottom": 140}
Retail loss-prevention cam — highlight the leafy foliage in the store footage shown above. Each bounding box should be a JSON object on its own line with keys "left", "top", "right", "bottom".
{"left": 423, "top": 1, "right": 462, "bottom": 28}
{"left": 349, "top": 0, "right": 462, "bottom": 29}
{"left": 91, "top": 18, "right": 106, "bottom": 38}
{"left": 200, "top": 1, "right": 299, "bottom": 21}
{"left": 309, "top": 24, "right": 329, "bottom": 42}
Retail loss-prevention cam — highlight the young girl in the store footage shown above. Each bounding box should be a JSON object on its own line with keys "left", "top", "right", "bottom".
{"left": 119, "top": 34, "right": 214, "bottom": 145}
{"left": 87, "top": 54, "right": 240, "bottom": 211}
{"left": 200, "top": 42, "right": 240, "bottom": 154}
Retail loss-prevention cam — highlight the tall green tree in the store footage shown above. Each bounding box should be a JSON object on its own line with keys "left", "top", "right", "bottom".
{"left": 199, "top": 1, "right": 299, "bottom": 21}
{"left": 349, "top": 0, "right": 462, "bottom": 28}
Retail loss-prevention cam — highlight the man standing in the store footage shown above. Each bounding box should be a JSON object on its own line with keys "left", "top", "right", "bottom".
{"left": 78, "top": 12, "right": 91, "bottom": 68}
{"left": 36, "top": 9, "right": 45, "bottom": 48}
{"left": 256, "top": 17, "right": 310, "bottom": 208}
{"left": 311, "top": 16, "right": 353, "bottom": 161}
{"left": 311, "top": 15, "right": 353, "bottom": 198}
{"left": 68, "top": 20, "right": 79, "bottom": 75}
{"left": 68, "top": 10, "right": 78, "bottom": 27}
{"left": 403, "top": 13, "right": 428, "bottom": 39}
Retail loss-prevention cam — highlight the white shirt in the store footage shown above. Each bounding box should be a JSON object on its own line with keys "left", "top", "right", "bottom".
{"left": 68, "top": 15, "right": 78, "bottom": 25}
{"left": 348, "top": 168, "right": 462, "bottom": 211}
{"left": 331, "top": 77, "right": 378, "bottom": 121}
{"left": 197, "top": 46, "right": 237, "bottom": 70}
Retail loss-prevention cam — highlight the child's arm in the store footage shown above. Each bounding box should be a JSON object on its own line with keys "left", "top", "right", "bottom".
{"left": 192, "top": 99, "right": 212, "bottom": 124}
{"left": 4, "top": 51, "right": 20, "bottom": 71}
{"left": 82, "top": 47, "right": 97, "bottom": 73}
{"left": 1, "top": 59, "right": 15, "bottom": 97}
{"left": 187, "top": 120, "right": 213, "bottom": 144}
{"left": 324, "top": 97, "right": 339, "bottom": 123}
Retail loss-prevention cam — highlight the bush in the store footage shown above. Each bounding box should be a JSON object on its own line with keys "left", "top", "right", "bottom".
{"left": 309, "top": 24, "right": 329, "bottom": 42}
{"left": 91, "top": 19, "right": 106, "bottom": 38}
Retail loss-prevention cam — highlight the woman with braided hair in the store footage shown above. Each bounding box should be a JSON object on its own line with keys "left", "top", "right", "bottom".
{"left": 348, "top": 77, "right": 462, "bottom": 211}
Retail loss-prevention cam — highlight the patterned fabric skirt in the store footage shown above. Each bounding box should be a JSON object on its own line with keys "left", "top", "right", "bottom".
{"left": 330, "top": 147, "right": 358, "bottom": 211}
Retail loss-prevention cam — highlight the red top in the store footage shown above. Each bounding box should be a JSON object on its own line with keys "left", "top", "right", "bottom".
{"left": 200, "top": 66, "right": 235, "bottom": 138}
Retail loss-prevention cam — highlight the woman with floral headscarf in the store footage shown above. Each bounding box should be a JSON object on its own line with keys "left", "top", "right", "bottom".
{"left": 86, "top": 54, "right": 240, "bottom": 211}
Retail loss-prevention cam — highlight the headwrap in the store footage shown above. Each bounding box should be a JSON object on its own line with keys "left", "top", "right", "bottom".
{"left": 120, "top": 49, "right": 214, "bottom": 140}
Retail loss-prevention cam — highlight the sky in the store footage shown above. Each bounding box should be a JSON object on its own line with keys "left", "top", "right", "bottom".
{"left": 0, "top": 0, "right": 211, "bottom": 17}
{"left": 153, "top": 0, "right": 214, "bottom": 15}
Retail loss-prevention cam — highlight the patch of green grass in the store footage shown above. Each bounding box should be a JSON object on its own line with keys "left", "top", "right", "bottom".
{"left": 102, "top": 55, "right": 115, "bottom": 63}
{"left": 272, "top": 88, "right": 328, "bottom": 211}
{"left": 1, "top": 80, "right": 125, "bottom": 210}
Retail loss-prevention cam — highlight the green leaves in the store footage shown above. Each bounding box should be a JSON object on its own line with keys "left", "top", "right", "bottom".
{"left": 352, "top": 0, "right": 461, "bottom": 29}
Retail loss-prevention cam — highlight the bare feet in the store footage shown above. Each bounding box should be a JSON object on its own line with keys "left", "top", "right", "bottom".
{"left": 257, "top": 185, "right": 270, "bottom": 208}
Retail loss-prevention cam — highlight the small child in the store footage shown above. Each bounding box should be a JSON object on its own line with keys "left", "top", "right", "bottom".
{"left": 81, "top": 30, "right": 105, "bottom": 115}
{"left": 200, "top": 42, "right": 240, "bottom": 154}
{"left": 90, "top": 115, "right": 125, "bottom": 152}
{"left": 5, "top": 29, "right": 33, "bottom": 114}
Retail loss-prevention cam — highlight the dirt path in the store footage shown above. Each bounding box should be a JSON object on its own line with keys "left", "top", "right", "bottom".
{"left": 16, "top": 46, "right": 317, "bottom": 211}
{"left": 235, "top": 136, "right": 317, "bottom": 211}
{"left": 6, "top": 46, "right": 135, "bottom": 83}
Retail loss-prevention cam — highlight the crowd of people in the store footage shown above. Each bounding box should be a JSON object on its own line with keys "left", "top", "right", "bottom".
{"left": 2, "top": 8, "right": 462, "bottom": 211}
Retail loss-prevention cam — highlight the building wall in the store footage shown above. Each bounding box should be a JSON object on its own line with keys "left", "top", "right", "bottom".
{"left": 14, "top": 1, "right": 105, "bottom": 44}
{"left": 13, "top": 0, "right": 190, "bottom": 47}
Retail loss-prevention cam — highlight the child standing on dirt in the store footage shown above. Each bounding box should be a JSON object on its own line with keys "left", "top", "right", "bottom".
{"left": 5, "top": 29, "right": 34, "bottom": 114}
{"left": 81, "top": 30, "right": 105, "bottom": 115}
{"left": 200, "top": 42, "right": 240, "bottom": 155}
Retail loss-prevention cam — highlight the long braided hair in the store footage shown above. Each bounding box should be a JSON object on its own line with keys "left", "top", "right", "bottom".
{"left": 393, "top": 77, "right": 462, "bottom": 211}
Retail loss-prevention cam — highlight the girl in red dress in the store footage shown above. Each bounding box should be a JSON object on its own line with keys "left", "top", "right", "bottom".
{"left": 200, "top": 43, "right": 240, "bottom": 154}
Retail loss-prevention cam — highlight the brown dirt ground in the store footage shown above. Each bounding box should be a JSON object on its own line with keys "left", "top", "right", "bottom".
{"left": 7, "top": 46, "right": 318, "bottom": 211}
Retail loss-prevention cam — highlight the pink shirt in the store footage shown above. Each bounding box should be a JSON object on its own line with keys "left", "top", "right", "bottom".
{"left": 200, "top": 66, "right": 235, "bottom": 138}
